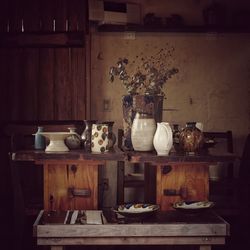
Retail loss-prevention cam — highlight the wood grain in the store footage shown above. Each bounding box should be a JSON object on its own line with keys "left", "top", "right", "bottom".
{"left": 157, "top": 163, "right": 209, "bottom": 211}
{"left": 37, "top": 237, "right": 224, "bottom": 246}
{"left": 43, "top": 161, "right": 99, "bottom": 210}
{"left": 36, "top": 223, "right": 228, "bottom": 237}
{"left": 39, "top": 48, "right": 55, "bottom": 120}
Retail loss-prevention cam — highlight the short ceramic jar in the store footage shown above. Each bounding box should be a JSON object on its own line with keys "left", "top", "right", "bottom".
{"left": 179, "top": 122, "right": 204, "bottom": 154}
{"left": 65, "top": 127, "right": 81, "bottom": 150}
{"left": 91, "top": 124, "right": 109, "bottom": 153}
{"left": 34, "top": 126, "right": 46, "bottom": 150}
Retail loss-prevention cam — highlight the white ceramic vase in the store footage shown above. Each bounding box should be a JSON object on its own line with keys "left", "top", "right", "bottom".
{"left": 131, "top": 112, "right": 156, "bottom": 151}
{"left": 153, "top": 122, "right": 173, "bottom": 155}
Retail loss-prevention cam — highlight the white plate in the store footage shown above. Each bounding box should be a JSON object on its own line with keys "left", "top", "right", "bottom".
{"left": 113, "top": 203, "right": 159, "bottom": 218}
{"left": 172, "top": 201, "right": 214, "bottom": 213}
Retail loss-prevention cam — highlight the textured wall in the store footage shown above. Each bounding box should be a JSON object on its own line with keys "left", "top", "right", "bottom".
{"left": 91, "top": 32, "right": 250, "bottom": 151}
{"left": 90, "top": 0, "right": 250, "bottom": 206}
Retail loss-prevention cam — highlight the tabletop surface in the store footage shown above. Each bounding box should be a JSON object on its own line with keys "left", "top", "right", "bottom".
{"left": 12, "top": 148, "right": 237, "bottom": 163}
{"left": 34, "top": 209, "right": 229, "bottom": 238}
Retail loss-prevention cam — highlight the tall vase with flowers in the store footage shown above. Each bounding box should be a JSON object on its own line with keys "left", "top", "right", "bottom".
{"left": 109, "top": 46, "right": 179, "bottom": 150}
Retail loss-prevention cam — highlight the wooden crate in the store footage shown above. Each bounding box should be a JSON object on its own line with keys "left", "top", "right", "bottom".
{"left": 156, "top": 163, "right": 209, "bottom": 211}
{"left": 43, "top": 160, "right": 100, "bottom": 210}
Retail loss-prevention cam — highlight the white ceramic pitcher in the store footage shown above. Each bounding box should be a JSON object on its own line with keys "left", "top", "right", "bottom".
{"left": 153, "top": 122, "right": 173, "bottom": 155}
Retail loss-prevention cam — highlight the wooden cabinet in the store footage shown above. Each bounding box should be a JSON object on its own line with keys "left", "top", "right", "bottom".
{"left": 12, "top": 150, "right": 235, "bottom": 212}
{"left": 156, "top": 163, "right": 209, "bottom": 210}
{"left": 43, "top": 160, "right": 100, "bottom": 210}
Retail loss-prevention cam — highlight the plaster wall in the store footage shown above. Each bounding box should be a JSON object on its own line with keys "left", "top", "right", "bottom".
{"left": 89, "top": 0, "right": 250, "bottom": 206}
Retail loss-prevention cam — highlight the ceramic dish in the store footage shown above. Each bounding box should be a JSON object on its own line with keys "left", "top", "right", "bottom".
{"left": 113, "top": 203, "right": 159, "bottom": 218}
{"left": 35, "top": 132, "right": 75, "bottom": 152}
{"left": 172, "top": 201, "right": 214, "bottom": 213}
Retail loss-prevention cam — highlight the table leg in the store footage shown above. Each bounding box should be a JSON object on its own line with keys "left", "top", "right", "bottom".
{"left": 199, "top": 245, "right": 211, "bottom": 250}
{"left": 51, "top": 246, "right": 64, "bottom": 250}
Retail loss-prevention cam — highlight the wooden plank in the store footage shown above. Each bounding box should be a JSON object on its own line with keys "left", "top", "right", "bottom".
{"left": 157, "top": 163, "right": 209, "bottom": 211}
{"left": 129, "top": 151, "right": 237, "bottom": 163}
{"left": 37, "top": 236, "right": 225, "bottom": 246}
{"left": 85, "top": 34, "right": 91, "bottom": 118}
{"left": 21, "top": 48, "right": 39, "bottom": 120}
{"left": 0, "top": 0, "right": 9, "bottom": 32}
{"left": 54, "top": 48, "right": 71, "bottom": 119}
{"left": 55, "top": 0, "right": 67, "bottom": 32}
{"left": 0, "top": 32, "right": 85, "bottom": 48}
{"left": 43, "top": 161, "right": 99, "bottom": 210}
{"left": 0, "top": 48, "right": 9, "bottom": 121}
{"left": 8, "top": 0, "right": 23, "bottom": 32}
{"left": 7, "top": 48, "right": 23, "bottom": 120}
{"left": 70, "top": 47, "right": 86, "bottom": 119}
{"left": 36, "top": 223, "right": 228, "bottom": 237}
{"left": 68, "top": 163, "right": 98, "bottom": 209}
{"left": 38, "top": 48, "right": 55, "bottom": 119}
{"left": 43, "top": 164, "right": 50, "bottom": 210}
{"left": 200, "top": 246, "right": 211, "bottom": 250}
{"left": 68, "top": 0, "right": 78, "bottom": 31}
{"left": 77, "top": 0, "right": 88, "bottom": 32}
{"left": 40, "top": 0, "right": 55, "bottom": 32}
{"left": 44, "top": 164, "right": 73, "bottom": 210}
{"left": 23, "top": 0, "right": 40, "bottom": 32}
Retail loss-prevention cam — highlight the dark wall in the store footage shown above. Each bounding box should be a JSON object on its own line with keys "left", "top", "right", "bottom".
{"left": 0, "top": 0, "right": 88, "bottom": 122}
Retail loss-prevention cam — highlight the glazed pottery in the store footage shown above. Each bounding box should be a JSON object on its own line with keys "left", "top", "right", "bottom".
{"left": 91, "top": 124, "right": 109, "bottom": 153}
{"left": 103, "top": 121, "right": 116, "bottom": 150}
{"left": 131, "top": 112, "right": 156, "bottom": 151}
{"left": 179, "top": 122, "right": 204, "bottom": 154}
{"left": 81, "top": 120, "right": 97, "bottom": 152}
{"left": 172, "top": 124, "right": 181, "bottom": 152}
{"left": 65, "top": 127, "right": 81, "bottom": 150}
{"left": 122, "top": 94, "right": 163, "bottom": 150}
{"left": 34, "top": 126, "right": 46, "bottom": 150}
{"left": 37, "top": 132, "right": 73, "bottom": 152}
{"left": 153, "top": 122, "right": 173, "bottom": 155}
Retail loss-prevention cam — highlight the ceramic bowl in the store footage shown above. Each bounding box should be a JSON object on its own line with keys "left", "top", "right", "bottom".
{"left": 113, "top": 203, "right": 159, "bottom": 218}
{"left": 172, "top": 201, "right": 214, "bottom": 213}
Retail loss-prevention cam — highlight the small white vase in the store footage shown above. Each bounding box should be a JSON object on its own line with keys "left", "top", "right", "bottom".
{"left": 131, "top": 112, "right": 156, "bottom": 151}
{"left": 153, "top": 122, "right": 173, "bottom": 155}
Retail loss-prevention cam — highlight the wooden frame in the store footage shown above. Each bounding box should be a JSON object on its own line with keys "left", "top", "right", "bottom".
{"left": 33, "top": 210, "right": 230, "bottom": 250}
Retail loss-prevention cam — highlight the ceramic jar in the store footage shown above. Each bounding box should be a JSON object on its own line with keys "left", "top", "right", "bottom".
{"left": 153, "top": 122, "right": 173, "bottom": 155}
{"left": 65, "top": 127, "right": 81, "bottom": 150}
{"left": 34, "top": 126, "right": 46, "bottom": 150}
{"left": 179, "top": 122, "right": 204, "bottom": 154}
{"left": 81, "top": 120, "right": 97, "bottom": 152}
{"left": 91, "top": 124, "right": 109, "bottom": 153}
{"left": 103, "top": 121, "right": 116, "bottom": 150}
{"left": 122, "top": 94, "right": 164, "bottom": 151}
{"left": 173, "top": 124, "right": 181, "bottom": 152}
{"left": 131, "top": 112, "right": 156, "bottom": 151}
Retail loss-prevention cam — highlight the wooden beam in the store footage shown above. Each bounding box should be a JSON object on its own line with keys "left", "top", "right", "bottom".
{"left": 0, "top": 32, "right": 85, "bottom": 48}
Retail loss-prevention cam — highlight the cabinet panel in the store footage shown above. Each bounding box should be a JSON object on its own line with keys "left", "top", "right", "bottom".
{"left": 44, "top": 161, "right": 99, "bottom": 210}
{"left": 156, "top": 163, "right": 209, "bottom": 211}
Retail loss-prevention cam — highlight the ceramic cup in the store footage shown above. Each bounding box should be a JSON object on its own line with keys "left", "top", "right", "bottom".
{"left": 91, "top": 124, "right": 109, "bottom": 153}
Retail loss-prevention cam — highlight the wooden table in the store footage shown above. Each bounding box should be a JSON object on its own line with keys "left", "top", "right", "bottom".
{"left": 33, "top": 209, "right": 230, "bottom": 250}
{"left": 11, "top": 149, "right": 237, "bottom": 210}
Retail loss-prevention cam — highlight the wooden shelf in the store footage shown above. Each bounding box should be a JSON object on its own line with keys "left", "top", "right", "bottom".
{"left": 0, "top": 32, "right": 85, "bottom": 48}
{"left": 98, "top": 24, "right": 250, "bottom": 33}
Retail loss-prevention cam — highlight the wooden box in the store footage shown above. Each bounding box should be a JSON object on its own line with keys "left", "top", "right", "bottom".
{"left": 156, "top": 163, "right": 209, "bottom": 211}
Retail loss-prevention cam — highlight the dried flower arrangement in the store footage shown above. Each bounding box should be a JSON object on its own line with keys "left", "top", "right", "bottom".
{"left": 109, "top": 46, "right": 179, "bottom": 96}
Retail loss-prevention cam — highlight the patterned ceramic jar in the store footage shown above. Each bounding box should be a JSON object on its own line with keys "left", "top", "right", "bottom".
{"left": 179, "top": 122, "right": 204, "bottom": 154}
{"left": 91, "top": 124, "right": 109, "bottom": 153}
